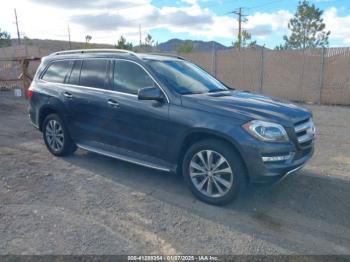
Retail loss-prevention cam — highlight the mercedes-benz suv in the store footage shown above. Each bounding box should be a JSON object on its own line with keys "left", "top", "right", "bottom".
{"left": 28, "top": 49, "right": 315, "bottom": 205}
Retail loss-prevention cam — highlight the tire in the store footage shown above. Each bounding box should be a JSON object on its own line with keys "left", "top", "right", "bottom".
{"left": 182, "top": 139, "right": 247, "bottom": 205}
{"left": 42, "top": 113, "right": 77, "bottom": 156}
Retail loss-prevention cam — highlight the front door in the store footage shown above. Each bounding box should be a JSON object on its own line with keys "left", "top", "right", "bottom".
{"left": 103, "top": 59, "right": 170, "bottom": 160}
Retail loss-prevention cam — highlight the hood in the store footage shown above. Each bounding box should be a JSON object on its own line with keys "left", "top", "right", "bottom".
{"left": 181, "top": 90, "right": 311, "bottom": 126}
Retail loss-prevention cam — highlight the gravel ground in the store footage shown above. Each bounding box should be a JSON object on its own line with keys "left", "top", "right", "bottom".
{"left": 0, "top": 91, "right": 350, "bottom": 255}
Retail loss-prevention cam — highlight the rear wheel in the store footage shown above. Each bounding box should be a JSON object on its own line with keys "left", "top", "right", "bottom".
{"left": 42, "top": 114, "right": 77, "bottom": 156}
{"left": 182, "top": 139, "right": 246, "bottom": 205}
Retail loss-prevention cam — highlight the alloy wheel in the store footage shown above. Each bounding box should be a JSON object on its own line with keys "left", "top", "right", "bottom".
{"left": 189, "top": 150, "right": 234, "bottom": 198}
{"left": 45, "top": 120, "right": 64, "bottom": 152}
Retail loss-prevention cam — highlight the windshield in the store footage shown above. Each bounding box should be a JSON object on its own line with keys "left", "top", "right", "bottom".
{"left": 145, "top": 60, "right": 228, "bottom": 95}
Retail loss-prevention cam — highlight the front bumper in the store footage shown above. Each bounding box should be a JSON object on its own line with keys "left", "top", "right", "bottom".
{"left": 240, "top": 137, "right": 314, "bottom": 184}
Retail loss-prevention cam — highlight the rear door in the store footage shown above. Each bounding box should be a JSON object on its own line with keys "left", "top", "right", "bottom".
{"left": 64, "top": 58, "right": 113, "bottom": 144}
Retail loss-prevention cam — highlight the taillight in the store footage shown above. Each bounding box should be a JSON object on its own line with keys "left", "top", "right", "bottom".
{"left": 27, "top": 86, "right": 33, "bottom": 99}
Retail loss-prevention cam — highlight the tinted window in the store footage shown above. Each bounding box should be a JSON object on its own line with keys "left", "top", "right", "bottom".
{"left": 68, "top": 60, "right": 82, "bottom": 85}
{"left": 113, "top": 60, "right": 154, "bottom": 95}
{"left": 145, "top": 60, "right": 228, "bottom": 95}
{"left": 80, "top": 59, "right": 108, "bottom": 89}
{"left": 42, "top": 60, "right": 71, "bottom": 83}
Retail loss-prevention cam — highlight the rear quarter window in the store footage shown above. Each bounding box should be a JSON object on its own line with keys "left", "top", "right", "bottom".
{"left": 41, "top": 60, "right": 71, "bottom": 83}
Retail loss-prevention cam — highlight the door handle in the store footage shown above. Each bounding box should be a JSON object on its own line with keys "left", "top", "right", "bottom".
{"left": 63, "top": 92, "right": 73, "bottom": 99}
{"left": 108, "top": 99, "right": 120, "bottom": 108}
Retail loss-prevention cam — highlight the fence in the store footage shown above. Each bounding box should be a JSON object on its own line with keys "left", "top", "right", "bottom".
{"left": 182, "top": 47, "right": 350, "bottom": 105}
{"left": 1, "top": 45, "right": 350, "bottom": 105}
{"left": 0, "top": 45, "right": 42, "bottom": 94}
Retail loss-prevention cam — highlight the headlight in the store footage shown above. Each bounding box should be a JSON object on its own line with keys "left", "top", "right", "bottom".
{"left": 243, "top": 120, "right": 289, "bottom": 142}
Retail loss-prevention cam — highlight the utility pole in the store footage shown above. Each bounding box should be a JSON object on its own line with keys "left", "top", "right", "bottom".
{"left": 231, "top": 7, "right": 247, "bottom": 50}
{"left": 14, "top": 9, "right": 21, "bottom": 45}
{"left": 139, "top": 24, "right": 142, "bottom": 46}
{"left": 67, "top": 25, "right": 72, "bottom": 49}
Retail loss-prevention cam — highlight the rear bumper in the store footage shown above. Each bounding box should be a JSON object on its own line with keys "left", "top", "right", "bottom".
{"left": 28, "top": 113, "right": 39, "bottom": 129}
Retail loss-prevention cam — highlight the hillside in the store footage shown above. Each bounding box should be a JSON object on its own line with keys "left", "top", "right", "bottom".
{"left": 155, "top": 38, "right": 228, "bottom": 52}
{"left": 3, "top": 38, "right": 230, "bottom": 57}
{"left": 10, "top": 39, "right": 115, "bottom": 55}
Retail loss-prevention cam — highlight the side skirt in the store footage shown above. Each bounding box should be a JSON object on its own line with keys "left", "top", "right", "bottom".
{"left": 76, "top": 143, "right": 175, "bottom": 172}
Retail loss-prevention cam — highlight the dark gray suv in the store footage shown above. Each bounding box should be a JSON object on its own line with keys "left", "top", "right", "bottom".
{"left": 28, "top": 49, "right": 315, "bottom": 205}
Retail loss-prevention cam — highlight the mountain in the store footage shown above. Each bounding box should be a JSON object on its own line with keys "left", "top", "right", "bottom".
{"left": 154, "top": 38, "right": 229, "bottom": 52}
{"left": 4, "top": 38, "right": 231, "bottom": 57}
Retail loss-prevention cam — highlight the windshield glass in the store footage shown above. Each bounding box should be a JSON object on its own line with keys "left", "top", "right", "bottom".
{"left": 145, "top": 60, "right": 228, "bottom": 95}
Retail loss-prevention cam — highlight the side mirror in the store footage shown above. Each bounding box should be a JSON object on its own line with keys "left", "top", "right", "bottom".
{"left": 138, "top": 87, "right": 165, "bottom": 102}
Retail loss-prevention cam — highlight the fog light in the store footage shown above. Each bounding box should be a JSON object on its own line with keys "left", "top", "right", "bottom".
{"left": 262, "top": 153, "right": 292, "bottom": 162}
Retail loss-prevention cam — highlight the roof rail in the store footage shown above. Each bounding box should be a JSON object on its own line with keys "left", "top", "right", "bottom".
{"left": 144, "top": 52, "right": 186, "bottom": 60}
{"left": 50, "top": 49, "right": 137, "bottom": 57}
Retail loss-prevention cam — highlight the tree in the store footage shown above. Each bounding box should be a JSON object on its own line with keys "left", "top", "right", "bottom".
{"left": 144, "top": 34, "right": 154, "bottom": 46}
{"left": 275, "top": 43, "right": 288, "bottom": 50}
{"left": 283, "top": 0, "right": 330, "bottom": 49}
{"left": 23, "top": 36, "right": 33, "bottom": 46}
{"left": 116, "top": 36, "right": 133, "bottom": 50}
{"left": 85, "top": 35, "right": 92, "bottom": 48}
{"left": 177, "top": 40, "right": 193, "bottom": 53}
{"left": 0, "top": 28, "right": 11, "bottom": 48}
{"left": 232, "top": 30, "right": 256, "bottom": 48}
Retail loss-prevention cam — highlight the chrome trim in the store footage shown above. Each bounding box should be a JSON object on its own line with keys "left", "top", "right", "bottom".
{"left": 50, "top": 49, "right": 137, "bottom": 57}
{"left": 276, "top": 164, "right": 305, "bottom": 184}
{"left": 298, "top": 134, "right": 314, "bottom": 143}
{"left": 39, "top": 58, "right": 170, "bottom": 103}
{"left": 286, "top": 164, "right": 305, "bottom": 176}
{"left": 77, "top": 143, "right": 171, "bottom": 172}
{"left": 262, "top": 153, "right": 293, "bottom": 162}
{"left": 142, "top": 52, "right": 185, "bottom": 60}
{"left": 295, "top": 119, "right": 312, "bottom": 133}
{"left": 294, "top": 118, "right": 315, "bottom": 144}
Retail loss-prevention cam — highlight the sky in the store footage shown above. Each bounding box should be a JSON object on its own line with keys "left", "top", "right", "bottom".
{"left": 0, "top": 0, "right": 350, "bottom": 48}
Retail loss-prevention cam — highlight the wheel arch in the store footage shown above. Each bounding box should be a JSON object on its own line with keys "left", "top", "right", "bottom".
{"left": 176, "top": 129, "right": 250, "bottom": 180}
{"left": 38, "top": 106, "right": 59, "bottom": 131}
{"left": 38, "top": 96, "right": 68, "bottom": 131}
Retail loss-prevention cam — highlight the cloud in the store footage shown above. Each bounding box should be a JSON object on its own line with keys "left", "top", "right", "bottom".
{"left": 69, "top": 2, "right": 215, "bottom": 36}
{"left": 323, "top": 7, "right": 350, "bottom": 43}
{"left": 29, "top": 0, "right": 291, "bottom": 42}
{"left": 29, "top": 0, "right": 148, "bottom": 9}
{"left": 246, "top": 10, "right": 292, "bottom": 34}
{"left": 22, "top": 0, "right": 350, "bottom": 47}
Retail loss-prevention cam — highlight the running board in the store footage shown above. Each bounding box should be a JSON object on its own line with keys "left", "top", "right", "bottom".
{"left": 76, "top": 143, "right": 172, "bottom": 172}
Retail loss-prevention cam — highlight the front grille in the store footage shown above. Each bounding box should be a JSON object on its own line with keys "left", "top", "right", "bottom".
{"left": 294, "top": 118, "right": 315, "bottom": 146}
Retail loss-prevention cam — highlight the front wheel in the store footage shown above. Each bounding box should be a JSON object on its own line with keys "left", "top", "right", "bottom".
{"left": 42, "top": 113, "right": 77, "bottom": 156}
{"left": 182, "top": 139, "right": 247, "bottom": 205}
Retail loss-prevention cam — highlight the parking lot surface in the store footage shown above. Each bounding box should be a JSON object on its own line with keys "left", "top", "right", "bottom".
{"left": 0, "top": 92, "right": 350, "bottom": 255}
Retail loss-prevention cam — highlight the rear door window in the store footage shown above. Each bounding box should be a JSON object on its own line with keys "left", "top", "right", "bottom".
{"left": 80, "top": 59, "right": 109, "bottom": 89}
{"left": 42, "top": 60, "right": 71, "bottom": 83}
{"left": 67, "top": 60, "right": 82, "bottom": 85}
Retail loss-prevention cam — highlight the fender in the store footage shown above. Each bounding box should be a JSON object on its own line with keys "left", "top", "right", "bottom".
{"left": 174, "top": 127, "right": 247, "bottom": 165}
{"left": 38, "top": 97, "right": 71, "bottom": 131}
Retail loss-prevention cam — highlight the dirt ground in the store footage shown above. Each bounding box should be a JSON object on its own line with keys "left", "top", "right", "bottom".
{"left": 0, "top": 91, "right": 350, "bottom": 255}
